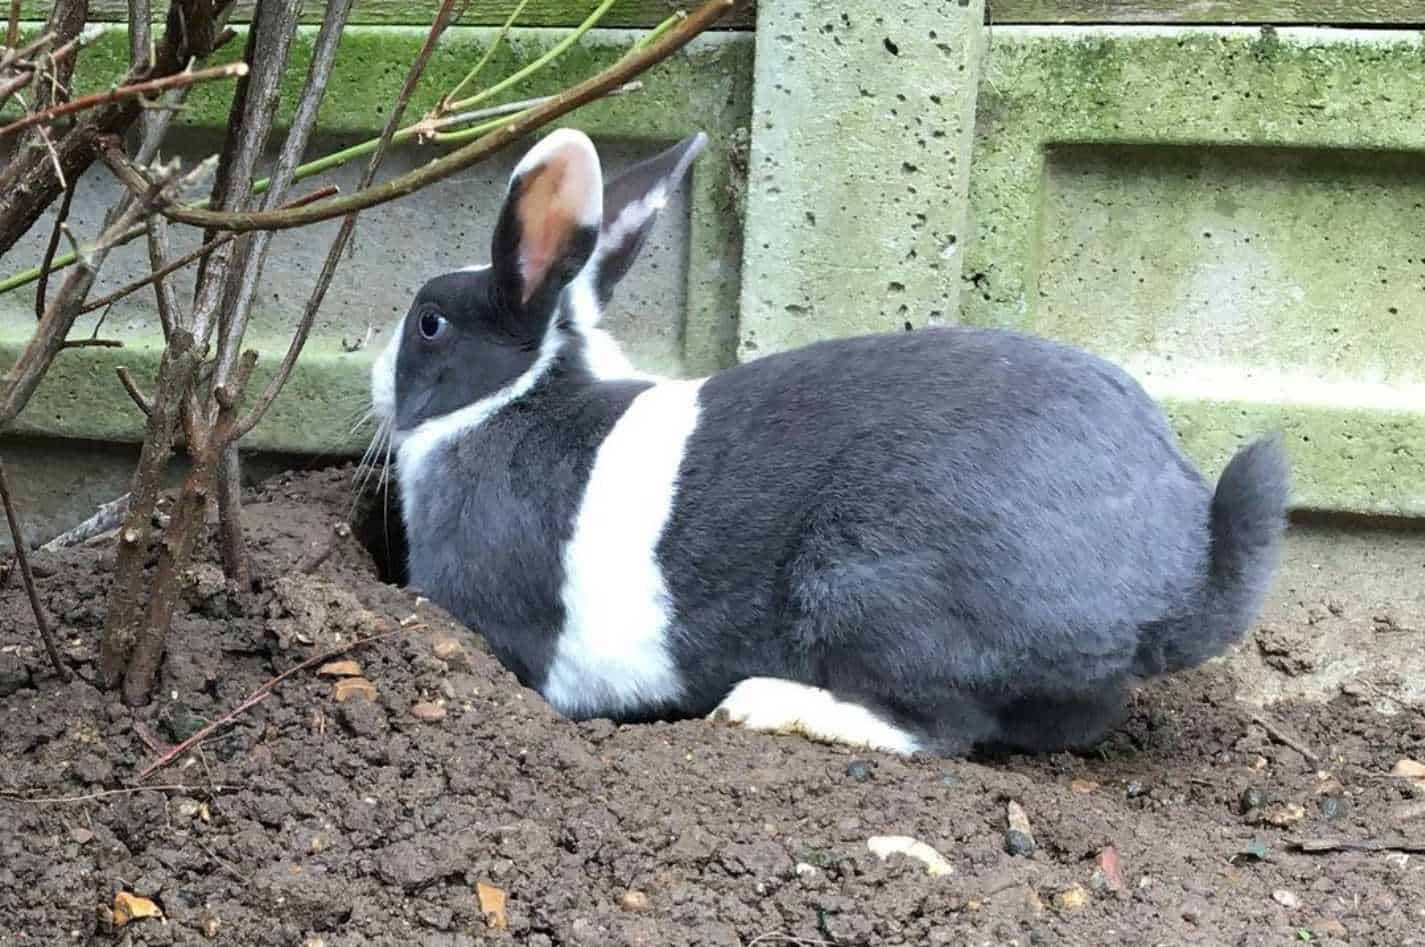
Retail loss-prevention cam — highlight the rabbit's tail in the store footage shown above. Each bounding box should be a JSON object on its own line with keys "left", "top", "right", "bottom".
{"left": 1135, "top": 436, "right": 1290, "bottom": 677}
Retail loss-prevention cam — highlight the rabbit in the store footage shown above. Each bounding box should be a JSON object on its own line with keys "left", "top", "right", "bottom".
{"left": 369, "top": 128, "right": 1290, "bottom": 757}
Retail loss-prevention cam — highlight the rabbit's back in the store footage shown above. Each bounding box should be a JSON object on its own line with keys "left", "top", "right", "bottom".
{"left": 654, "top": 327, "right": 1215, "bottom": 712}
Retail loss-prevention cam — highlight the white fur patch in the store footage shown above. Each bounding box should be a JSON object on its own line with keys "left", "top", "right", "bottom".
{"left": 542, "top": 379, "right": 704, "bottom": 718}
{"left": 712, "top": 678, "right": 920, "bottom": 756}
{"left": 370, "top": 315, "right": 403, "bottom": 426}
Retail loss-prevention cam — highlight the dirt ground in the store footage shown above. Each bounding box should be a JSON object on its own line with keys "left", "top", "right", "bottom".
{"left": 1, "top": 465, "right": 1422, "bottom": 947}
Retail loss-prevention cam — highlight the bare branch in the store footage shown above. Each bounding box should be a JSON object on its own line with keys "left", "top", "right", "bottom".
{"left": 35, "top": 181, "right": 76, "bottom": 320}
{"left": 0, "top": 35, "right": 83, "bottom": 109}
{"left": 5, "top": 0, "right": 20, "bottom": 49}
{"left": 115, "top": 366, "right": 153, "bottom": 415}
{"left": 0, "top": 456, "right": 70, "bottom": 682}
{"left": 0, "top": 0, "right": 236, "bottom": 260}
{"left": 150, "top": 0, "right": 738, "bottom": 233}
{"left": 0, "top": 62, "right": 249, "bottom": 140}
{"left": 39, "top": 492, "right": 131, "bottom": 553}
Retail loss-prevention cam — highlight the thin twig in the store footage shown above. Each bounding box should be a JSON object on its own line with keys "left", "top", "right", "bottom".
{"left": 444, "top": 0, "right": 615, "bottom": 114}
{"left": 233, "top": 0, "right": 460, "bottom": 438}
{"left": 5, "top": 0, "right": 19, "bottom": 49}
{"left": 78, "top": 185, "right": 341, "bottom": 316}
{"left": 0, "top": 62, "right": 249, "bottom": 139}
{"left": 138, "top": 623, "right": 417, "bottom": 780}
{"left": 147, "top": 0, "right": 738, "bottom": 232}
{"left": 1291, "top": 838, "right": 1425, "bottom": 855}
{"left": 58, "top": 337, "right": 123, "bottom": 349}
{"left": 35, "top": 181, "right": 76, "bottom": 320}
{"left": 0, "top": 456, "right": 70, "bottom": 682}
{"left": 115, "top": 367, "right": 153, "bottom": 415}
{"left": 0, "top": 783, "right": 241, "bottom": 805}
{"left": 436, "top": 0, "right": 531, "bottom": 113}
{"left": 0, "top": 35, "right": 82, "bottom": 108}
{"left": 1251, "top": 713, "right": 1322, "bottom": 768}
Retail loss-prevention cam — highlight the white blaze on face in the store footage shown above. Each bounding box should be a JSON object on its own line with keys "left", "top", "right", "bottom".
{"left": 370, "top": 314, "right": 404, "bottom": 427}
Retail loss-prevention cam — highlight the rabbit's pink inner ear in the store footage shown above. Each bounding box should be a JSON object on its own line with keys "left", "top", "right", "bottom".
{"left": 513, "top": 140, "right": 602, "bottom": 304}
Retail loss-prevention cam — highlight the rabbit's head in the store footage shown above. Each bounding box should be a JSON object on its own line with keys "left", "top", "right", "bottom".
{"left": 371, "top": 128, "right": 706, "bottom": 438}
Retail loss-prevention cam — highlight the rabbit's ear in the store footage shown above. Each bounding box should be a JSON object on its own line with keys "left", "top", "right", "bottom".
{"left": 584, "top": 132, "right": 708, "bottom": 315}
{"left": 491, "top": 128, "right": 604, "bottom": 335}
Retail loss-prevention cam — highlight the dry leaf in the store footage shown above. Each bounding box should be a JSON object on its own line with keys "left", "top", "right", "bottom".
{"left": 1070, "top": 779, "right": 1100, "bottom": 794}
{"left": 477, "top": 881, "right": 508, "bottom": 930}
{"left": 1264, "top": 802, "right": 1307, "bottom": 828}
{"left": 333, "top": 677, "right": 378, "bottom": 702}
{"left": 112, "top": 891, "right": 162, "bottom": 927}
{"left": 1053, "top": 884, "right": 1090, "bottom": 913}
{"left": 318, "top": 659, "right": 362, "bottom": 677}
{"left": 866, "top": 835, "right": 953, "bottom": 877}
{"left": 1392, "top": 759, "right": 1425, "bottom": 791}
{"left": 432, "top": 638, "right": 464, "bottom": 661}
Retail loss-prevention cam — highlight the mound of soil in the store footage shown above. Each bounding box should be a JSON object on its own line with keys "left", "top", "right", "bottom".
{"left": 1, "top": 467, "right": 1422, "bottom": 946}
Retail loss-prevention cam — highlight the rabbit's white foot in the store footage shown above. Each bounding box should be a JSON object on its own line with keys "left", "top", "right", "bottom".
{"left": 710, "top": 677, "right": 919, "bottom": 756}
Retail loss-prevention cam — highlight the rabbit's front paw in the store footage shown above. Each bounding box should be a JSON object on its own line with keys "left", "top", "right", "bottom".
{"left": 709, "top": 677, "right": 919, "bottom": 756}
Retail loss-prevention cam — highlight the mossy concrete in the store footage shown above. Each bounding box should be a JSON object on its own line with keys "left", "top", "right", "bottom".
{"left": 1, "top": 27, "right": 753, "bottom": 446}
{"left": 965, "top": 27, "right": 1425, "bottom": 516}
{"left": 736, "top": 0, "right": 986, "bottom": 357}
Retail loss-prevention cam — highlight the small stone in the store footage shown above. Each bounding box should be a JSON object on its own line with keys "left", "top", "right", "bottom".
{"left": 1317, "top": 796, "right": 1342, "bottom": 820}
{"left": 1125, "top": 780, "right": 1148, "bottom": 799}
{"left": 1090, "top": 845, "right": 1126, "bottom": 895}
{"left": 1265, "top": 802, "right": 1307, "bottom": 828}
{"left": 1312, "top": 918, "right": 1348, "bottom": 940}
{"left": 845, "top": 760, "right": 871, "bottom": 782}
{"left": 410, "top": 701, "right": 447, "bottom": 722}
{"left": 1070, "top": 778, "right": 1099, "bottom": 794}
{"left": 1239, "top": 787, "right": 1266, "bottom": 814}
{"left": 619, "top": 890, "right": 651, "bottom": 913}
{"left": 1004, "top": 829, "right": 1035, "bottom": 858}
{"left": 1391, "top": 758, "right": 1425, "bottom": 792}
{"left": 201, "top": 914, "right": 220, "bottom": 938}
{"left": 866, "top": 835, "right": 953, "bottom": 877}
{"left": 1052, "top": 884, "right": 1089, "bottom": 913}
{"left": 318, "top": 659, "right": 362, "bottom": 677}
{"left": 70, "top": 827, "right": 94, "bottom": 845}
{"left": 0, "top": 653, "right": 31, "bottom": 697}
{"left": 431, "top": 637, "right": 469, "bottom": 669}
{"left": 1272, "top": 888, "right": 1301, "bottom": 909}
{"left": 1004, "top": 801, "right": 1035, "bottom": 857}
{"left": 794, "top": 862, "right": 817, "bottom": 878}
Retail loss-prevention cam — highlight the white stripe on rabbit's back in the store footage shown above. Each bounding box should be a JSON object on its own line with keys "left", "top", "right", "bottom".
{"left": 543, "top": 378, "right": 705, "bottom": 717}
{"left": 713, "top": 678, "right": 920, "bottom": 756}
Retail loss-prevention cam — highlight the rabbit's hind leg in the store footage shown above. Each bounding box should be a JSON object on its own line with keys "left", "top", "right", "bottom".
{"left": 708, "top": 678, "right": 925, "bottom": 755}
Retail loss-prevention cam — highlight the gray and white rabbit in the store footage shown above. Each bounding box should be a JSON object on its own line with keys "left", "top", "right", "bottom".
{"left": 370, "top": 128, "right": 1289, "bottom": 756}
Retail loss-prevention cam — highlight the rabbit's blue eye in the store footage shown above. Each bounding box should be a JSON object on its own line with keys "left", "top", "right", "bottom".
{"left": 419, "top": 312, "right": 448, "bottom": 340}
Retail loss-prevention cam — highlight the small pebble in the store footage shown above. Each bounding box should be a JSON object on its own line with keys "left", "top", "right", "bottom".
{"left": 410, "top": 701, "right": 447, "bottom": 722}
{"left": 1272, "top": 888, "right": 1301, "bottom": 909}
{"left": 1317, "top": 796, "right": 1342, "bottom": 820}
{"left": 619, "top": 890, "right": 651, "bottom": 913}
{"left": 1125, "top": 780, "right": 1148, "bottom": 799}
{"left": 794, "top": 862, "right": 817, "bottom": 878}
{"left": 1005, "top": 801, "right": 1036, "bottom": 857}
{"left": 1004, "top": 829, "right": 1035, "bottom": 858}
{"left": 845, "top": 760, "right": 871, "bottom": 782}
{"left": 1265, "top": 802, "right": 1307, "bottom": 828}
{"left": 1239, "top": 787, "right": 1265, "bottom": 814}
{"left": 1313, "top": 918, "right": 1349, "bottom": 940}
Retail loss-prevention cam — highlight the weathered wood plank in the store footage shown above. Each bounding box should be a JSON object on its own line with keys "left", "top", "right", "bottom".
{"left": 19, "top": 0, "right": 757, "bottom": 29}
{"left": 988, "top": 0, "right": 1425, "bottom": 24}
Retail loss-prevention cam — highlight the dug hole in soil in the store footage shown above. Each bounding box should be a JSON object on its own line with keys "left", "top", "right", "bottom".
{"left": 1, "top": 465, "right": 1422, "bottom": 946}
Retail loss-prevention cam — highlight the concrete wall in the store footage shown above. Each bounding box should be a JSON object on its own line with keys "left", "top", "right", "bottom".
{"left": 2, "top": 4, "right": 1424, "bottom": 534}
